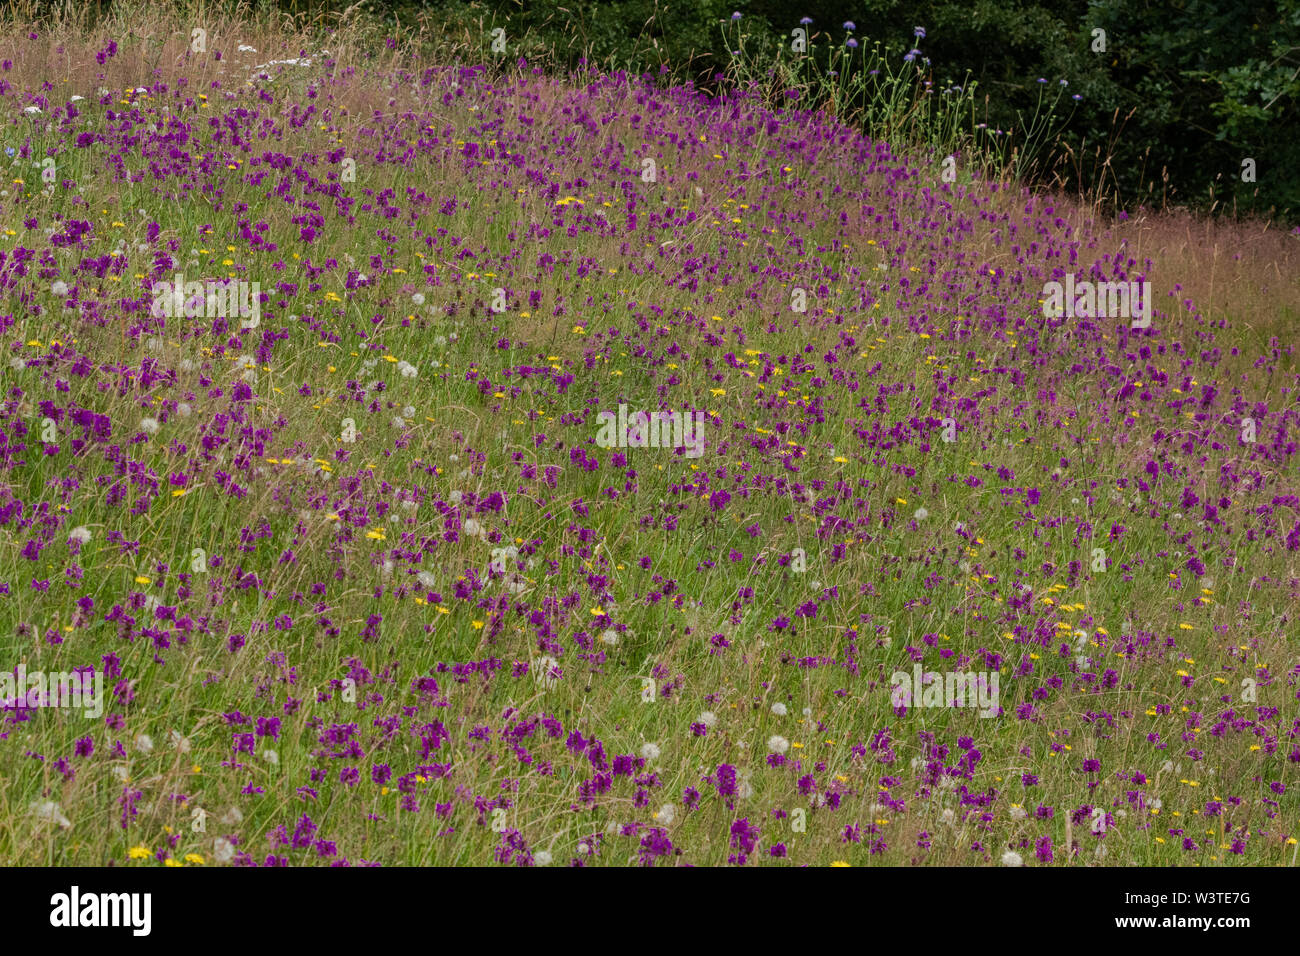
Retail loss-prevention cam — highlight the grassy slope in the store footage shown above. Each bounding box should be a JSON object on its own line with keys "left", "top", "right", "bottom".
{"left": 1, "top": 7, "right": 1299, "bottom": 866}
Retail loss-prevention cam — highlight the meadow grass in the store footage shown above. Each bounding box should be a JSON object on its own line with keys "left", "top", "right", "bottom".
{"left": 0, "top": 2, "right": 1298, "bottom": 867}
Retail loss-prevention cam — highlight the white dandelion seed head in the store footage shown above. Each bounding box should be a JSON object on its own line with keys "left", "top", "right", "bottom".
{"left": 403, "top": 405, "right": 415, "bottom": 418}
{"left": 139, "top": 417, "right": 160, "bottom": 435}
{"left": 68, "top": 526, "right": 92, "bottom": 544}
{"left": 640, "top": 742, "right": 660, "bottom": 761}
{"left": 699, "top": 711, "right": 717, "bottom": 727}
{"left": 448, "top": 490, "right": 463, "bottom": 505}
{"left": 262, "top": 748, "right": 279, "bottom": 765}
{"left": 134, "top": 733, "right": 154, "bottom": 754}
{"left": 656, "top": 804, "right": 676, "bottom": 825}
{"left": 940, "top": 808, "right": 955, "bottom": 825}
{"left": 770, "top": 702, "right": 787, "bottom": 717}
{"left": 914, "top": 507, "right": 928, "bottom": 520}
{"left": 51, "top": 280, "right": 68, "bottom": 296}
{"left": 177, "top": 402, "right": 192, "bottom": 417}
{"left": 767, "top": 735, "right": 790, "bottom": 754}
{"left": 417, "top": 571, "right": 437, "bottom": 588}
{"left": 1009, "top": 806, "right": 1028, "bottom": 820}
{"left": 1001, "top": 850, "right": 1024, "bottom": 867}
{"left": 30, "top": 800, "right": 72, "bottom": 829}
{"left": 600, "top": 629, "right": 619, "bottom": 646}
{"left": 802, "top": 706, "right": 812, "bottom": 717}
{"left": 411, "top": 292, "right": 425, "bottom": 306}
{"left": 576, "top": 842, "right": 590, "bottom": 855}
{"left": 533, "top": 850, "right": 552, "bottom": 866}
{"left": 213, "top": 837, "right": 235, "bottom": 864}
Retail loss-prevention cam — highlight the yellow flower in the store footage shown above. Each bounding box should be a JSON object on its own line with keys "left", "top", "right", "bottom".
{"left": 134, "top": 576, "right": 151, "bottom": 585}
{"left": 128, "top": 846, "right": 152, "bottom": 860}
{"left": 184, "top": 853, "right": 205, "bottom": 864}
{"left": 830, "top": 860, "right": 851, "bottom": 867}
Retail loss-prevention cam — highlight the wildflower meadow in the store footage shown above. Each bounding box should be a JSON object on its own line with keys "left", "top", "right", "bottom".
{"left": 1, "top": 2, "right": 1299, "bottom": 895}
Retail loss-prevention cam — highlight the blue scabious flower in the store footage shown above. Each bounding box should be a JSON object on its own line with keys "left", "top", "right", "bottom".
{"left": 847, "top": 38, "right": 859, "bottom": 48}
{"left": 800, "top": 16, "right": 813, "bottom": 25}
{"left": 914, "top": 26, "right": 926, "bottom": 38}
{"left": 843, "top": 20, "right": 856, "bottom": 30}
